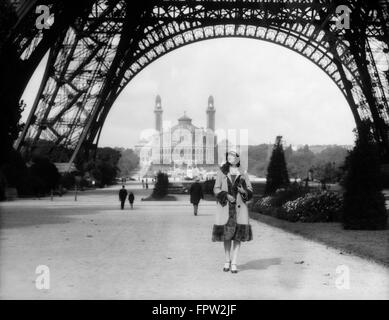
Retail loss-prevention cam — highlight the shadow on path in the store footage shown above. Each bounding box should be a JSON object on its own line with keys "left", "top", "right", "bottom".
{"left": 239, "top": 258, "right": 281, "bottom": 271}
{"left": 0, "top": 210, "right": 79, "bottom": 229}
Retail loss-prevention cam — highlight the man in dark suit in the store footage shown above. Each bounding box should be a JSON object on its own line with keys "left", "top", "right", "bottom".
{"left": 119, "top": 185, "right": 128, "bottom": 210}
{"left": 189, "top": 177, "right": 204, "bottom": 216}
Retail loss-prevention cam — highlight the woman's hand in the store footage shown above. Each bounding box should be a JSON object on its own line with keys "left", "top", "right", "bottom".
{"left": 227, "top": 194, "right": 236, "bottom": 203}
{"left": 237, "top": 186, "right": 246, "bottom": 195}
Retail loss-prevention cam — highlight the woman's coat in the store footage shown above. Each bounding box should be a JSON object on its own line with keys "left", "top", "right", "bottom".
{"left": 213, "top": 167, "right": 253, "bottom": 226}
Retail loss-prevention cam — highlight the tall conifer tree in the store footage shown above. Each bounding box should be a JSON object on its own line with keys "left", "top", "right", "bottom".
{"left": 265, "top": 136, "right": 290, "bottom": 195}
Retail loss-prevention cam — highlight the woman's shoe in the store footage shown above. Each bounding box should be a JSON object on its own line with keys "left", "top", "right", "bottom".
{"left": 231, "top": 264, "right": 238, "bottom": 274}
{"left": 223, "top": 261, "right": 231, "bottom": 272}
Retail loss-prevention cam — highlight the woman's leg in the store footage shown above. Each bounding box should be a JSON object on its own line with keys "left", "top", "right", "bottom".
{"left": 224, "top": 240, "right": 232, "bottom": 262}
{"left": 231, "top": 240, "right": 241, "bottom": 272}
{"left": 223, "top": 240, "right": 232, "bottom": 271}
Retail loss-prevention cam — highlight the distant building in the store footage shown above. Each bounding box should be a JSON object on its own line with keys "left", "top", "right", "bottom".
{"left": 135, "top": 95, "right": 220, "bottom": 179}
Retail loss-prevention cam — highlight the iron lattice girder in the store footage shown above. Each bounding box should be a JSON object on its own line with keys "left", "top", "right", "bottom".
{"left": 0, "top": 0, "right": 98, "bottom": 152}
{"left": 8, "top": 0, "right": 389, "bottom": 164}
{"left": 15, "top": 0, "right": 128, "bottom": 151}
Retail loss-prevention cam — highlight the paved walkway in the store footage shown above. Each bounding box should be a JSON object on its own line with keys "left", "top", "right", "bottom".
{"left": 0, "top": 184, "right": 388, "bottom": 299}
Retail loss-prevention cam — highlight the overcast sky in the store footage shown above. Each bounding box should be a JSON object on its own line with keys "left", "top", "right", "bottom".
{"left": 22, "top": 38, "right": 356, "bottom": 149}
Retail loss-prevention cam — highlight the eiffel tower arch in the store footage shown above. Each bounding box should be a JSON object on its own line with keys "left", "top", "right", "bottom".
{"left": 2, "top": 0, "right": 388, "bottom": 166}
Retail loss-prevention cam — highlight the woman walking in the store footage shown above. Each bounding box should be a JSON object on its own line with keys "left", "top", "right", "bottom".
{"left": 212, "top": 151, "right": 253, "bottom": 274}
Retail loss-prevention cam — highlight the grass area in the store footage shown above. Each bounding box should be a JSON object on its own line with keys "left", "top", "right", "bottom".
{"left": 249, "top": 210, "right": 389, "bottom": 267}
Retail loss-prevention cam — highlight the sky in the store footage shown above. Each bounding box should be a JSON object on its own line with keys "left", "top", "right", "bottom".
{"left": 22, "top": 38, "right": 356, "bottom": 149}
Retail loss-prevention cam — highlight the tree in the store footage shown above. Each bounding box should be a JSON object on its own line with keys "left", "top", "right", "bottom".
{"left": 29, "top": 139, "right": 73, "bottom": 163}
{"left": 152, "top": 171, "right": 169, "bottom": 199}
{"left": 286, "top": 145, "right": 316, "bottom": 179}
{"left": 1, "top": 149, "right": 30, "bottom": 194}
{"left": 265, "top": 136, "right": 290, "bottom": 195}
{"left": 91, "top": 161, "right": 118, "bottom": 186}
{"left": 116, "top": 148, "right": 140, "bottom": 177}
{"left": 29, "top": 157, "right": 61, "bottom": 195}
{"left": 248, "top": 144, "right": 271, "bottom": 178}
{"left": 314, "top": 162, "right": 338, "bottom": 183}
{"left": 60, "top": 172, "right": 76, "bottom": 189}
{"left": 0, "top": 99, "right": 25, "bottom": 166}
{"left": 341, "top": 122, "right": 387, "bottom": 230}
{"left": 0, "top": 99, "right": 26, "bottom": 199}
{"left": 315, "top": 145, "right": 349, "bottom": 165}
{"left": 312, "top": 146, "right": 349, "bottom": 186}
{"left": 0, "top": 1, "right": 17, "bottom": 53}
{"left": 76, "top": 147, "right": 121, "bottom": 187}
{"left": 96, "top": 147, "right": 121, "bottom": 165}
{"left": 0, "top": 3, "right": 21, "bottom": 172}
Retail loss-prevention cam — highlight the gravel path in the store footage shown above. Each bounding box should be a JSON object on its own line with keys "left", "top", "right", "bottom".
{"left": 1, "top": 184, "right": 388, "bottom": 299}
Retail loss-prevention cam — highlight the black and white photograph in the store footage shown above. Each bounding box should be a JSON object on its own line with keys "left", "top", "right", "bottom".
{"left": 0, "top": 0, "right": 388, "bottom": 306}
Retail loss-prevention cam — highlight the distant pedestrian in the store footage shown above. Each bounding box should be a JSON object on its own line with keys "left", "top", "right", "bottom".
{"left": 142, "top": 179, "right": 145, "bottom": 189}
{"left": 119, "top": 185, "right": 128, "bottom": 210}
{"left": 128, "top": 192, "right": 135, "bottom": 209}
{"left": 190, "top": 177, "right": 203, "bottom": 216}
{"left": 145, "top": 179, "right": 149, "bottom": 189}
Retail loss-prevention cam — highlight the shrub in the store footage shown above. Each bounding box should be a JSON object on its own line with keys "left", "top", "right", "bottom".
{"left": 60, "top": 172, "right": 76, "bottom": 189}
{"left": 79, "top": 178, "right": 90, "bottom": 189}
{"left": 253, "top": 196, "right": 272, "bottom": 211}
{"left": 29, "top": 157, "right": 60, "bottom": 195}
{"left": 1, "top": 149, "right": 30, "bottom": 196}
{"left": 282, "top": 191, "right": 343, "bottom": 223}
{"left": 268, "top": 183, "right": 308, "bottom": 207}
{"left": 152, "top": 171, "right": 169, "bottom": 199}
{"left": 203, "top": 179, "right": 215, "bottom": 195}
{"left": 252, "top": 198, "right": 287, "bottom": 218}
{"left": 254, "top": 190, "right": 343, "bottom": 223}
{"left": 256, "top": 196, "right": 273, "bottom": 208}
{"left": 253, "top": 183, "right": 308, "bottom": 210}
{"left": 28, "top": 173, "right": 46, "bottom": 197}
